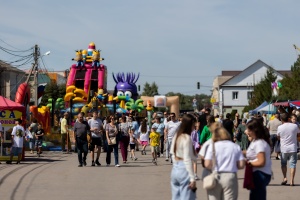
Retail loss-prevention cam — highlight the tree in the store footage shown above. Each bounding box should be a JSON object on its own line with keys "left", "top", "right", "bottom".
{"left": 141, "top": 82, "right": 159, "bottom": 96}
{"left": 248, "top": 68, "right": 277, "bottom": 109}
{"left": 278, "top": 57, "right": 300, "bottom": 100}
{"left": 40, "top": 81, "right": 66, "bottom": 107}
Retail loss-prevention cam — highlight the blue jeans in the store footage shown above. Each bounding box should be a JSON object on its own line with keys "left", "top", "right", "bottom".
{"left": 250, "top": 170, "right": 271, "bottom": 200}
{"left": 166, "top": 138, "right": 172, "bottom": 159}
{"left": 171, "top": 161, "right": 196, "bottom": 200}
{"left": 106, "top": 143, "right": 119, "bottom": 165}
{"left": 29, "top": 138, "right": 35, "bottom": 150}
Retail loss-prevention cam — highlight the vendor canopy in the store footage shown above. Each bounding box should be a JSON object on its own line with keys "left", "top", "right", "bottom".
{"left": 257, "top": 104, "right": 276, "bottom": 114}
{"left": 0, "top": 96, "right": 25, "bottom": 113}
{"left": 249, "top": 101, "right": 268, "bottom": 115}
{"left": 289, "top": 101, "right": 300, "bottom": 109}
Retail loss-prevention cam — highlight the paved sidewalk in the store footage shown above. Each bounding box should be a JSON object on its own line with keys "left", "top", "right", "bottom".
{"left": 0, "top": 151, "right": 299, "bottom": 200}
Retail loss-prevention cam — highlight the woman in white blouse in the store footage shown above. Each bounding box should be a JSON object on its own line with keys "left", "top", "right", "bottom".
{"left": 204, "top": 127, "right": 245, "bottom": 200}
{"left": 170, "top": 114, "right": 197, "bottom": 200}
{"left": 245, "top": 118, "right": 272, "bottom": 200}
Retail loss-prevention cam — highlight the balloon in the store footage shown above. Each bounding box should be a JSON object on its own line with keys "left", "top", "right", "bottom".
{"left": 277, "top": 82, "right": 282, "bottom": 88}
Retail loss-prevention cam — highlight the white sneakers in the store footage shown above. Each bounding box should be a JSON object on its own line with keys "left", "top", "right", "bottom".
{"left": 115, "top": 164, "right": 120, "bottom": 167}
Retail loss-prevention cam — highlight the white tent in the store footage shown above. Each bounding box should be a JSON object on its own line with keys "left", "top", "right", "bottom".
{"left": 258, "top": 104, "right": 276, "bottom": 114}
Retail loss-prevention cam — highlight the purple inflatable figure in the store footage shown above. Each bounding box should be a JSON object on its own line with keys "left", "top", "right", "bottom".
{"left": 112, "top": 72, "right": 139, "bottom": 100}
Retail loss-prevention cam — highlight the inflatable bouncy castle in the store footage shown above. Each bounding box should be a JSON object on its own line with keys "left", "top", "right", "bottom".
{"left": 64, "top": 42, "right": 107, "bottom": 116}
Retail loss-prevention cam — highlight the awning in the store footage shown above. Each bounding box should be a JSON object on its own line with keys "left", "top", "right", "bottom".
{"left": 290, "top": 101, "right": 300, "bottom": 109}
{"left": 249, "top": 101, "right": 268, "bottom": 115}
{"left": 257, "top": 104, "right": 276, "bottom": 114}
{"left": 273, "top": 101, "right": 289, "bottom": 107}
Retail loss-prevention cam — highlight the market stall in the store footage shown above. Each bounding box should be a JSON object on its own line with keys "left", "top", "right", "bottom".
{"left": 0, "top": 96, "right": 26, "bottom": 160}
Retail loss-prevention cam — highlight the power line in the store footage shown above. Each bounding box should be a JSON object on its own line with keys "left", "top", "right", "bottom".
{"left": 0, "top": 39, "right": 34, "bottom": 52}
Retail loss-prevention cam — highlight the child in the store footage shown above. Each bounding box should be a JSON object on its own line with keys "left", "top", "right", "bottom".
{"left": 129, "top": 125, "right": 138, "bottom": 161}
{"left": 149, "top": 127, "right": 160, "bottom": 165}
{"left": 35, "top": 124, "right": 45, "bottom": 157}
{"left": 138, "top": 119, "right": 149, "bottom": 155}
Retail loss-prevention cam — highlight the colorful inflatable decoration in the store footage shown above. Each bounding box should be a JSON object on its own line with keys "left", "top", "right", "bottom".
{"left": 140, "top": 96, "right": 180, "bottom": 118}
{"left": 146, "top": 100, "right": 154, "bottom": 111}
{"left": 96, "top": 88, "right": 107, "bottom": 101}
{"left": 46, "top": 98, "right": 65, "bottom": 112}
{"left": 67, "top": 42, "right": 107, "bottom": 101}
{"left": 64, "top": 86, "right": 87, "bottom": 102}
{"left": 125, "top": 99, "right": 145, "bottom": 113}
{"left": 113, "top": 72, "right": 139, "bottom": 100}
{"left": 271, "top": 81, "right": 283, "bottom": 96}
{"left": 30, "top": 106, "right": 50, "bottom": 134}
{"left": 92, "top": 50, "right": 104, "bottom": 68}
{"left": 15, "top": 82, "right": 30, "bottom": 107}
{"left": 71, "top": 50, "right": 84, "bottom": 68}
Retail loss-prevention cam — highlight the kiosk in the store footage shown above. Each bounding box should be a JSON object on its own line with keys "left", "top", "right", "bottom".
{"left": 0, "top": 96, "right": 26, "bottom": 161}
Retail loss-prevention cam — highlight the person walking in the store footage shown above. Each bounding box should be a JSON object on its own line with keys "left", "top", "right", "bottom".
{"left": 204, "top": 127, "right": 245, "bottom": 200}
{"left": 277, "top": 113, "right": 300, "bottom": 186}
{"left": 149, "top": 127, "right": 160, "bottom": 165}
{"left": 170, "top": 114, "right": 197, "bottom": 200}
{"left": 199, "top": 115, "right": 215, "bottom": 145}
{"left": 28, "top": 118, "right": 38, "bottom": 154}
{"left": 245, "top": 118, "right": 272, "bottom": 200}
{"left": 105, "top": 115, "right": 120, "bottom": 167}
{"left": 119, "top": 116, "right": 130, "bottom": 163}
{"left": 87, "top": 111, "right": 103, "bottom": 166}
{"left": 164, "top": 113, "right": 180, "bottom": 162}
{"left": 191, "top": 118, "right": 200, "bottom": 180}
{"left": 223, "top": 113, "right": 234, "bottom": 141}
{"left": 152, "top": 116, "right": 165, "bottom": 157}
{"left": 236, "top": 118, "right": 249, "bottom": 150}
{"left": 129, "top": 122, "right": 138, "bottom": 161}
{"left": 74, "top": 113, "right": 91, "bottom": 167}
{"left": 35, "top": 124, "right": 44, "bottom": 157}
{"left": 61, "top": 112, "right": 71, "bottom": 152}
{"left": 6, "top": 118, "right": 25, "bottom": 164}
{"left": 267, "top": 113, "right": 282, "bottom": 159}
{"left": 139, "top": 118, "right": 150, "bottom": 155}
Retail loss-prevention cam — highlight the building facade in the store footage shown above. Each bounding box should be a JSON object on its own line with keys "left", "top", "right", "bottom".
{"left": 0, "top": 60, "right": 26, "bottom": 101}
{"left": 211, "top": 60, "right": 289, "bottom": 116}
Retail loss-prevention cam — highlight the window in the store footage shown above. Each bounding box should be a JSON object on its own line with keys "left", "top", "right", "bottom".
{"left": 232, "top": 92, "right": 238, "bottom": 100}
{"left": 247, "top": 91, "right": 253, "bottom": 99}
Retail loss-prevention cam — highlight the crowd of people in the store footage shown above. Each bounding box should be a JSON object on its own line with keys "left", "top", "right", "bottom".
{"left": 2, "top": 106, "right": 300, "bottom": 200}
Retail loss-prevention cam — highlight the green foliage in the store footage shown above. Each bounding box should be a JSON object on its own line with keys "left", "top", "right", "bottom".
{"left": 141, "top": 82, "right": 159, "bottom": 96}
{"left": 278, "top": 57, "right": 300, "bottom": 100}
{"left": 248, "top": 68, "right": 277, "bottom": 108}
{"left": 40, "top": 81, "right": 66, "bottom": 107}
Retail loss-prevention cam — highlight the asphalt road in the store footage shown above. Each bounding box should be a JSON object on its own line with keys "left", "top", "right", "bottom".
{"left": 0, "top": 151, "right": 299, "bottom": 200}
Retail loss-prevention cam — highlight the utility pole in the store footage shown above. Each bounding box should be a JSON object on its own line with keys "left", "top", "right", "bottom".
{"left": 33, "top": 45, "right": 40, "bottom": 106}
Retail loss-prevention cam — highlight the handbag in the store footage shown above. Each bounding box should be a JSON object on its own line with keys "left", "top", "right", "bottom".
{"left": 108, "top": 137, "right": 116, "bottom": 145}
{"left": 203, "top": 141, "right": 218, "bottom": 190}
{"left": 243, "top": 163, "right": 255, "bottom": 190}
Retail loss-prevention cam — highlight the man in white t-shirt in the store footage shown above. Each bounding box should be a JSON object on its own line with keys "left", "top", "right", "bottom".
{"left": 164, "top": 113, "right": 180, "bottom": 162}
{"left": 6, "top": 118, "right": 25, "bottom": 164}
{"left": 88, "top": 111, "right": 103, "bottom": 166}
{"left": 277, "top": 113, "right": 300, "bottom": 186}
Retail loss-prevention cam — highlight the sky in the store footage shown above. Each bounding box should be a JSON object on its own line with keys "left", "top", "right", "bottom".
{"left": 1, "top": 0, "right": 300, "bottom": 96}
